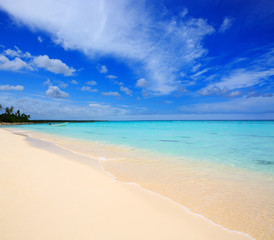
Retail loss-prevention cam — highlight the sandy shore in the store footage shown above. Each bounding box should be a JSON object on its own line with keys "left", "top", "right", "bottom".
{"left": 0, "top": 129, "right": 252, "bottom": 240}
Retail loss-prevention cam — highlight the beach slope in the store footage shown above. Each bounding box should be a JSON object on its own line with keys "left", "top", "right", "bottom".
{"left": 0, "top": 129, "right": 251, "bottom": 240}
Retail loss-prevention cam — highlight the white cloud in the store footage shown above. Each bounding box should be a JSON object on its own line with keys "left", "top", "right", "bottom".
{"left": 0, "top": 47, "right": 76, "bottom": 76}
{"left": 0, "top": 0, "right": 215, "bottom": 95}
{"left": 198, "top": 86, "right": 242, "bottom": 98}
{"left": 81, "top": 86, "right": 98, "bottom": 92}
{"left": 136, "top": 78, "right": 147, "bottom": 88}
{"left": 59, "top": 81, "right": 68, "bottom": 88}
{"left": 98, "top": 65, "right": 108, "bottom": 74}
{"left": 218, "top": 69, "right": 274, "bottom": 89}
{"left": 0, "top": 84, "right": 24, "bottom": 91}
{"left": 4, "top": 47, "right": 31, "bottom": 58}
{"left": 226, "top": 90, "right": 241, "bottom": 98}
{"left": 199, "top": 86, "right": 228, "bottom": 96}
{"left": 43, "top": 79, "right": 51, "bottom": 85}
{"left": 191, "top": 68, "right": 209, "bottom": 78}
{"left": 247, "top": 91, "right": 273, "bottom": 98}
{"left": 141, "top": 89, "right": 150, "bottom": 97}
{"left": 71, "top": 79, "right": 78, "bottom": 84}
{"left": 180, "top": 96, "right": 274, "bottom": 114}
{"left": 219, "top": 17, "right": 233, "bottom": 33}
{"left": 86, "top": 80, "right": 97, "bottom": 86}
{"left": 0, "top": 94, "right": 129, "bottom": 119}
{"left": 113, "top": 81, "right": 123, "bottom": 86}
{"left": 89, "top": 102, "right": 127, "bottom": 116}
{"left": 120, "top": 86, "right": 132, "bottom": 96}
{"left": 0, "top": 55, "right": 31, "bottom": 71}
{"left": 101, "top": 91, "right": 120, "bottom": 97}
{"left": 37, "top": 36, "right": 43, "bottom": 43}
{"left": 46, "top": 85, "right": 69, "bottom": 98}
{"left": 181, "top": 8, "right": 188, "bottom": 18}
{"left": 33, "top": 55, "right": 75, "bottom": 76}
{"left": 106, "top": 75, "right": 118, "bottom": 79}
{"left": 200, "top": 68, "right": 274, "bottom": 96}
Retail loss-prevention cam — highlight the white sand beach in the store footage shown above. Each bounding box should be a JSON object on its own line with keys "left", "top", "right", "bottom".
{"left": 0, "top": 129, "right": 252, "bottom": 240}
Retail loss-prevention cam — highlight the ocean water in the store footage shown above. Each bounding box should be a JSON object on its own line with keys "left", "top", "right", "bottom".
{"left": 5, "top": 121, "right": 274, "bottom": 239}
{"left": 12, "top": 121, "right": 274, "bottom": 174}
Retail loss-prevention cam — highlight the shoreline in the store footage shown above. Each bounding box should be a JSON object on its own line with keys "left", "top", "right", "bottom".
{"left": 0, "top": 128, "right": 254, "bottom": 240}
{"left": 4, "top": 126, "right": 274, "bottom": 239}
{"left": 0, "top": 120, "right": 107, "bottom": 126}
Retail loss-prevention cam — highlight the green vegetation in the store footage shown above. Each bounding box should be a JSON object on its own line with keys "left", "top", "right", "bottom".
{"left": 0, "top": 104, "right": 30, "bottom": 123}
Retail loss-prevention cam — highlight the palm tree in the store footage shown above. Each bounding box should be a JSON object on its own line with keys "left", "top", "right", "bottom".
{"left": 5, "top": 106, "right": 14, "bottom": 115}
{"left": 0, "top": 104, "right": 2, "bottom": 112}
{"left": 16, "top": 110, "right": 21, "bottom": 117}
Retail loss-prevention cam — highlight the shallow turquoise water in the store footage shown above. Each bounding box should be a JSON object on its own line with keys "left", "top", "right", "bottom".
{"left": 9, "top": 121, "right": 274, "bottom": 174}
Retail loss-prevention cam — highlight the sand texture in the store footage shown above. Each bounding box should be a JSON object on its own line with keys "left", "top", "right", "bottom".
{"left": 0, "top": 129, "right": 252, "bottom": 240}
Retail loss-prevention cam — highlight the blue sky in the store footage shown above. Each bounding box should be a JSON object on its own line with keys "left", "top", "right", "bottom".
{"left": 0, "top": 0, "right": 273, "bottom": 120}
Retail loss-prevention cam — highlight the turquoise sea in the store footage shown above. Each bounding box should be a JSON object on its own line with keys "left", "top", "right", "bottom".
{"left": 5, "top": 120, "right": 274, "bottom": 240}
{"left": 12, "top": 120, "right": 274, "bottom": 174}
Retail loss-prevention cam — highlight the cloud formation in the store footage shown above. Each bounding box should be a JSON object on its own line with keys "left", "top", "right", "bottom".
{"left": 37, "top": 36, "right": 43, "bottom": 43}
{"left": 106, "top": 75, "right": 118, "bottom": 79}
{"left": 0, "top": 55, "right": 31, "bottom": 71}
{"left": 81, "top": 86, "right": 98, "bottom": 92}
{"left": 120, "top": 86, "right": 132, "bottom": 96}
{"left": 33, "top": 55, "right": 75, "bottom": 76}
{"left": 0, "top": 84, "right": 24, "bottom": 91}
{"left": 213, "top": 69, "right": 274, "bottom": 90}
{"left": 46, "top": 85, "right": 69, "bottom": 98}
{"left": 136, "top": 78, "right": 147, "bottom": 88}
{"left": 71, "top": 79, "right": 78, "bottom": 85}
{"left": 86, "top": 80, "right": 97, "bottom": 86}
{"left": 0, "top": 95, "right": 128, "bottom": 119}
{"left": 199, "top": 67, "right": 274, "bottom": 97}
{"left": 98, "top": 65, "right": 108, "bottom": 74}
{"left": 247, "top": 91, "right": 273, "bottom": 98}
{"left": 0, "top": 0, "right": 215, "bottom": 95}
{"left": 219, "top": 17, "right": 233, "bottom": 33}
{"left": 89, "top": 102, "right": 127, "bottom": 116}
{"left": 180, "top": 96, "right": 274, "bottom": 114}
{"left": 0, "top": 47, "right": 76, "bottom": 76}
{"left": 101, "top": 91, "right": 120, "bottom": 97}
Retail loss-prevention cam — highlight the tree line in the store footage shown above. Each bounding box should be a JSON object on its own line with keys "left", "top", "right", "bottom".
{"left": 0, "top": 104, "right": 30, "bottom": 122}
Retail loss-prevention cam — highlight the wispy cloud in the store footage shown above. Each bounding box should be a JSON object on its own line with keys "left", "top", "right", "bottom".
{"left": 180, "top": 96, "right": 274, "bottom": 114}
{"left": 120, "top": 86, "right": 132, "bottom": 96}
{"left": 4, "top": 47, "right": 31, "bottom": 58}
{"left": 71, "top": 79, "right": 78, "bottom": 85}
{"left": 81, "top": 86, "right": 98, "bottom": 92}
{"left": 98, "top": 65, "right": 108, "bottom": 74}
{"left": 43, "top": 79, "right": 51, "bottom": 86}
{"left": 247, "top": 91, "right": 273, "bottom": 98}
{"left": 37, "top": 36, "right": 43, "bottom": 43}
{"left": 0, "top": 94, "right": 128, "bottom": 119}
{"left": 198, "top": 86, "right": 242, "bottom": 98}
{"left": 106, "top": 75, "right": 118, "bottom": 79}
{"left": 101, "top": 91, "right": 120, "bottom": 97}
{"left": 0, "top": 84, "right": 24, "bottom": 91}
{"left": 86, "top": 80, "right": 97, "bottom": 86}
{"left": 219, "top": 17, "right": 233, "bottom": 33}
{"left": 199, "top": 48, "right": 274, "bottom": 96}
{"left": 214, "top": 69, "right": 274, "bottom": 90}
{"left": 89, "top": 102, "right": 127, "bottom": 116}
{"left": 0, "top": 1, "right": 215, "bottom": 95}
{"left": 59, "top": 81, "right": 68, "bottom": 88}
